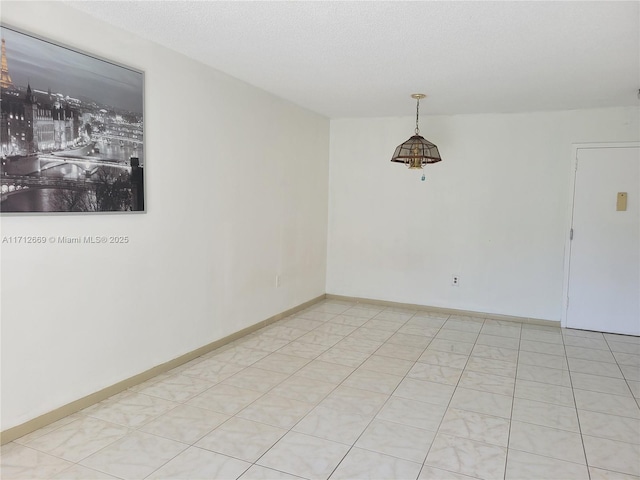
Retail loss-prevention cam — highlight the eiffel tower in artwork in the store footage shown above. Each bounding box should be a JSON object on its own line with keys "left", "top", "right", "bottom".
{"left": 1, "top": 38, "right": 14, "bottom": 89}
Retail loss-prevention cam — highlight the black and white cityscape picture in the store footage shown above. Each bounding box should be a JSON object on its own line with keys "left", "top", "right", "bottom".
{"left": 0, "top": 26, "right": 144, "bottom": 213}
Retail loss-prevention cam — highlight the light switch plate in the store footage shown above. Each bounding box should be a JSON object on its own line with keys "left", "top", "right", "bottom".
{"left": 616, "top": 192, "right": 627, "bottom": 211}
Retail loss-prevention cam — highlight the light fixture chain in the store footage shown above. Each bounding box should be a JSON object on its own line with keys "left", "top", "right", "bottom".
{"left": 415, "top": 97, "right": 420, "bottom": 135}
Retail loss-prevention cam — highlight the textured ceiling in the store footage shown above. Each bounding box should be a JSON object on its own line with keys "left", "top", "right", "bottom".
{"left": 66, "top": 1, "right": 640, "bottom": 118}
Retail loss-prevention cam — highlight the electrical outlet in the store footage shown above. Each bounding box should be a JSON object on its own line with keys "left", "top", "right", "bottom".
{"left": 451, "top": 275, "right": 460, "bottom": 286}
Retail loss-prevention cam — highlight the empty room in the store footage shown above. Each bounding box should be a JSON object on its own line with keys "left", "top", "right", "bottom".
{"left": 1, "top": 1, "right": 639, "bottom": 479}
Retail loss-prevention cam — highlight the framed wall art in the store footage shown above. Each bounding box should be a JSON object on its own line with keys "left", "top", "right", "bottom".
{"left": 0, "top": 25, "right": 145, "bottom": 214}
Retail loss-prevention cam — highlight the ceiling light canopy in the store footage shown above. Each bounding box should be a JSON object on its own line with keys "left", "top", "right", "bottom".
{"left": 391, "top": 94, "right": 441, "bottom": 171}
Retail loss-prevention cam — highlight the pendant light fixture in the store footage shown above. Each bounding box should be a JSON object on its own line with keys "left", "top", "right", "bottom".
{"left": 390, "top": 94, "right": 441, "bottom": 174}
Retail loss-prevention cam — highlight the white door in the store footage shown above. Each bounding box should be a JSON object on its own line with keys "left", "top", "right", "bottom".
{"left": 566, "top": 146, "right": 639, "bottom": 335}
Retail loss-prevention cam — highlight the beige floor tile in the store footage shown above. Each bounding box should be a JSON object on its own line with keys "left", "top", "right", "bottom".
{"left": 565, "top": 345, "right": 616, "bottom": 363}
{"left": 563, "top": 335, "right": 609, "bottom": 350}
{"left": 269, "top": 374, "right": 335, "bottom": 404}
{"left": 573, "top": 389, "right": 640, "bottom": 418}
{"left": 387, "top": 332, "right": 433, "bottom": 348}
{"left": 317, "top": 346, "right": 370, "bottom": 367}
{"left": 293, "top": 404, "right": 372, "bottom": 444}
{"left": 571, "top": 371, "right": 633, "bottom": 396}
{"left": 505, "top": 450, "right": 588, "bottom": 480}
{"left": 210, "top": 346, "right": 271, "bottom": 366}
{"left": 374, "top": 342, "right": 425, "bottom": 361}
{"left": 342, "top": 367, "right": 403, "bottom": 394}
{"left": 604, "top": 333, "right": 640, "bottom": 345}
{"left": 362, "top": 318, "right": 403, "bottom": 333}
{"left": 237, "top": 393, "right": 315, "bottom": 429}
{"left": 136, "top": 374, "right": 215, "bottom": 403}
{"left": 196, "top": 417, "right": 286, "bottom": 462}
{"left": 480, "top": 324, "right": 521, "bottom": 339}
{"left": 51, "top": 464, "right": 121, "bottom": 479}
{"left": 295, "top": 360, "right": 354, "bottom": 384}
{"left": 82, "top": 392, "right": 178, "bottom": 428}
{"left": 355, "top": 418, "right": 436, "bottom": 463}
{"left": 360, "top": 354, "right": 414, "bottom": 375}
{"left": 7, "top": 300, "right": 640, "bottom": 480}
{"left": 607, "top": 340, "right": 640, "bottom": 355}
{"left": 261, "top": 325, "right": 308, "bottom": 341}
{"left": 435, "top": 329, "right": 479, "bottom": 344}
{"left": 418, "top": 350, "right": 469, "bottom": 369}
{"left": 257, "top": 432, "right": 350, "bottom": 480}
{"left": 475, "top": 333, "right": 520, "bottom": 349}
{"left": 376, "top": 396, "right": 446, "bottom": 431}
{"left": 519, "top": 339, "right": 565, "bottom": 356}
{"left": 0, "top": 443, "right": 73, "bottom": 480}
{"left": 518, "top": 350, "right": 568, "bottom": 370}
{"left": 438, "top": 408, "right": 510, "bottom": 447}
{"left": 628, "top": 380, "right": 640, "bottom": 399}
{"left": 140, "top": 404, "right": 229, "bottom": 443}
{"left": 393, "top": 377, "right": 455, "bottom": 406}
{"left": 614, "top": 351, "right": 640, "bottom": 367}
{"left": 330, "top": 447, "right": 422, "bottom": 480}
{"left": 342, "top": 306, "right": 384, "bottom": 318}
{"left": 179, "top": 357, "right": 245, "bottom": 383}
{"left": 458, "top": 370, "right": 515, "bottom": 396}
{"left": 79, "top": 431, "right": 188, "bottom": 480}
{"left": 471, "top": 344, "right": 519, "bottom": 363}
{"left": 239, "top": 464, "right": 307, "bottom": 479}
{"left": 621, "top": 364, "right": 640, "bottom": 382}
{"left": 397, "top": 323, "right": 439, "bottom": 337}
{"left": 512, "top": 397, "right": 579, "bottom": 432}
{"left": 186, "top": 383, "right": 263, "bottom": 415}
{"left": 568, "top": 358, "right": 624, "bottom": 378}
{"left": 428, "top": 339, "right": 475, "bottom": 355}
{"left": 314, "top": 322, "right": 358, "bottom": 336}
{"left": 251, "top": 352, "right": 310, "bottom": 375}
{"left": 408, "top": 314, "right": 447, "bottom": 327}
{"left": 583, "top": 435, "right": 640, "bottom": 476}
{"left": 223, "top": 367, "right": 289, "bottom": 392}
{"left": 277, "top": 340, "right": 330, "bottom": 358}
{"left": 449, "top": 388, "right": 513, "bottom": 419}
{"left": 514, "top": 379, "right": 575, "bottom": 407}
{"left": 146, "top": 446, "right": 250, "bottom": 479}
{"left": 589, "top": 466, "right": 640, "bottom": 480}
{"left": 444, "top": 318, "right": 484, "bottom": 333}
{"left": 516, "top": 363, "right": 572, "bottom": 387}
{"left": 18, "top": 415, "right": 129, "bottom": 463}
{"left": 520, "top": 329, "right": 563, "bottom": 344}
{"left": 298, "top": 330, "right": 344, "bottom": 348}
{"left": 578, "top": 410, "right": 640, "bottom": 444}
{"left": 407, "top": 362, "right": 463, "bottom": 385}
{"left": 296, "top": 310, "right": 338, "bottom": 322}
{"left": 333, "top": 336, "right": 382, "bottom": 354}
{"left": 464, "top": 356, "right": 516, "bottom": 378}
{"left": 11, "top": 415, "right": 79, "bottom": 446}
{"left": 425, "top": 433, "right": 506, "bottom": 480}
{"left": 239, "top": 335, "right": 291, "bottom": 353}
{"left": 321, "top": 386, "right": 389, "bottom": 416}
{"left": 418, "top": 465, "right": 480, "bottom": 479}
{"left": 509, "top": 421, "right": 586, "bottom": 464}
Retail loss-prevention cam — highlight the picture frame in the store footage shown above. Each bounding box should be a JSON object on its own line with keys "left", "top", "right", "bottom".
{"left": 0, "top": 24, "right": 145, "bottom": 214}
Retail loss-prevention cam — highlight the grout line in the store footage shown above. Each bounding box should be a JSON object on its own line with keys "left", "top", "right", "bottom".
{"left": 416, "top": 315, "right": 484, "bottom": 480}
{"left": 603, "top": 335, "right": 640, "bottom": 412}
{"left": 562, "top": 326, "right": 592, "bottom": 480}
{"left": 503, "top": 317, "right": 523, "bottom": 480}
{"left": 8, "top": 300, "right": 639, "bottom": 480}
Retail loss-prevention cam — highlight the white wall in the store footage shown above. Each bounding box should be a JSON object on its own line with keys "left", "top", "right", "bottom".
{"left": 0, "top": 2, "right": 329, "bottom": 430}
{"left": 327, "top": 107, "right": 639, "bottom": 321}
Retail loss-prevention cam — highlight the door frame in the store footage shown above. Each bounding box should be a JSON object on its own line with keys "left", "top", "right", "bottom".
{"left": 561, "top": 141, "right": 640, "bottom": 328}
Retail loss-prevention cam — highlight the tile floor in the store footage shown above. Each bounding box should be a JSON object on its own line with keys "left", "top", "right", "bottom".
{"left": 2, "top": 299, "right": 639, "bottom": 480}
